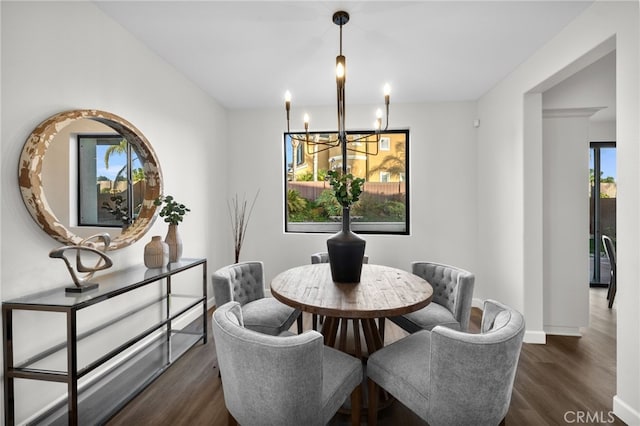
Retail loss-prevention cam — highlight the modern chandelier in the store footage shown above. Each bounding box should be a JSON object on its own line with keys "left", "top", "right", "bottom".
{"left": 284, "top": 10, "right": 391, "bottom": 170}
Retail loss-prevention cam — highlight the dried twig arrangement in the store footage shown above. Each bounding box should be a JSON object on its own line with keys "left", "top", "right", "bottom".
{"left": 227, "top": 190, "right": 260, "bottom": 263}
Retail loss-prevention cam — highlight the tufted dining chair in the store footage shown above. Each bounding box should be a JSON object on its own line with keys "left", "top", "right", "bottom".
{"left": 212, "top": 261, "right": 302, "bottom": 335}
{"left": 390, "top": 261, "right": 475, "bottom": 333}
{"left": 367, "top": 299, "right": 525, "bottom": 426}
{"left": 311, "top": 252, "right": 369, "bottom": 264}
{"left": 602, "top": 235, "right": 617, "bottom": 308}
{"left": 212, "top": 301, "right": 363, "bottom": 426}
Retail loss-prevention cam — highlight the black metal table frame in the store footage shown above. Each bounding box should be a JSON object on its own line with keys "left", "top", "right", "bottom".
{"left": 2, "top": 258, "right": 207, "bottom": 426}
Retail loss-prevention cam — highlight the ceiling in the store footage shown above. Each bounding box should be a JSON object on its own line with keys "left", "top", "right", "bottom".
{"left": 95, "top": 1, "right": 594, "bottom": 110}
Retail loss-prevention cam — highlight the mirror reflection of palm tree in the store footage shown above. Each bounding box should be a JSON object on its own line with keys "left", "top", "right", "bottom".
{"left": 102, "top": 139, "right": 145, "bottom": 225}
{"left": 104, "top": 139, "right": 129, "bottom": 192}
{"left": 367, "top": 141, "right": 406, "bottom": 180}
{"left": 103, "top": 139, "right": 128, "bottom": 170}
{"left": 103, "top": 139, "right": 144, "bottom": 190}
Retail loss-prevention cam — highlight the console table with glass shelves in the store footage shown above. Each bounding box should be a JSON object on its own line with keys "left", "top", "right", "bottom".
{"left": 2, "top": 257, "right": 207, "bottom": 426}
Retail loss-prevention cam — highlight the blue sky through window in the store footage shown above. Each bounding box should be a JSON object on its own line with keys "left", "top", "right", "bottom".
{"left": 96, "top": 145, "right": 127, "bottom": 180}
{"left": 590, "top": 147, "right": 616, "bottom": 181}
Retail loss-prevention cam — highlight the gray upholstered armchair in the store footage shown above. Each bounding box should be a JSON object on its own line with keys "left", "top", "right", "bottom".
{"left": 390, "top": 261, "right": 475, "bottom": 333}
{"left": 212, "top": 301, "right": 363, "bottom": 426}
{"left": 212, "top": 261, "right": 302, "bottom": 335}
{"left": 367, "top": 299, "right": 525, "bottom": 426}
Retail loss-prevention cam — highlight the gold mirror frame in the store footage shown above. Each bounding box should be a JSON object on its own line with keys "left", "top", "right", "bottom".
{"left": 18, "top": 109, "right": 163, "bottom": 250}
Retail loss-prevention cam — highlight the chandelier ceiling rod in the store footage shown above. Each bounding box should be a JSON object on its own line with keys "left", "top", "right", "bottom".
{"left": 335, "top": 11, "right": 348, "bottom": 173}
{"left": 284, "top": 10, "right": 391, "bottom": 166}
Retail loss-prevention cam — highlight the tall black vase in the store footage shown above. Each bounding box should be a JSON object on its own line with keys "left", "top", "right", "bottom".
{"left": 327, "top": 207, "right": 366, "bottom": 283}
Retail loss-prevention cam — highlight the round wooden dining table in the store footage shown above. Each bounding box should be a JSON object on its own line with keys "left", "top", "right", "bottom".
{"left": 270, "top": 263, "right": 433, "bottom": 358}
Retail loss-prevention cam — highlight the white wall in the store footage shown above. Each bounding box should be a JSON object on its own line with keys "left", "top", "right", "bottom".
{"left": 1, "top": 2, "right": 228, "bottom": 422}
{"left": 590, "top": 120, "right": 616, "bottom": 141}
{"left": 477, "top": 1, "right": 639, "bottom": 423}
{"left": 542, "top": 111, "right": 592, "bottom": 335}
{"left": 224, "top": 102, "right": 479, "bottom": 284}
{"left": 543, "top": 51, "right": 616, "bottom": 122}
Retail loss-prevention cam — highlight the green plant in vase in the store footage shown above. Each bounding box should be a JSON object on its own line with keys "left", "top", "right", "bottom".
{"left": 325, "top": 170, "right": 366, "bottom": 283}
{"left": 327, "top": 170, "right": 365, "bottom": 208}
{"left": 154, "top": 195, "right": 190, "bottom": 225}
{"left": 154, "top": 195, "right": 190, "bottom": 262}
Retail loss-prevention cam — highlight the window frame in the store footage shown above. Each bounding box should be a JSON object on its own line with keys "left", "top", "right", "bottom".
{"left": 283, "top": 129, "right": 410, "bottom": 235}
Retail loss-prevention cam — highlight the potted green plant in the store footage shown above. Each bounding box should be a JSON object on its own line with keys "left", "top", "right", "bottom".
{"left": 326, "top": 170, "right": 367, "bottom": 283}
{"left": 154, "top": 195, "right": 190, "bottom": 262}
{"left": 327, "top": 170, "right": 365, "bottom": 208}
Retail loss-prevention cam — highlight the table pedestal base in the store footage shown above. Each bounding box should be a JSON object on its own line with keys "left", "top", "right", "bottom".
{"left": 321, "top": 317, "right": 392, "bottom": 414}
{"left": 321, "top": 317, "right": 386, "bottom": 358}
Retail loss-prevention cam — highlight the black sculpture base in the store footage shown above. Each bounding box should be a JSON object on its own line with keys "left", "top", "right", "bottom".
{"left": 327, "top": 229, "right": 366, "bottom": 283}
{"left": 65, "top": 283, "right": 99, "bottom": 293}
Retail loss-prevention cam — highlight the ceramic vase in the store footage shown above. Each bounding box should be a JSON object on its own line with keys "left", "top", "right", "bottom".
{"left": 327, "top": 207, "right": 366, "bottom": 283}
{"left": 144, "top": 235, "right": 169, "bottom": 268}
{"left": 165, "top": 224, "right": 183, "bottom": 263}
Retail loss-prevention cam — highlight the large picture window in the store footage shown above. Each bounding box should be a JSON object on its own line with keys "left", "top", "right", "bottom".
{"left": 284, "top": 129, "right": 409, "bottom": 234}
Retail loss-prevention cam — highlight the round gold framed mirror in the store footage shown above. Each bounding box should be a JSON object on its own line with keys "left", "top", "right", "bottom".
{"left": 18, "top": 109, "right": 163, "bottom": 250}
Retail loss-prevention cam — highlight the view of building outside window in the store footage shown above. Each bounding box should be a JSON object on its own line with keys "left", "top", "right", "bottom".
{"left": 284, "top": 129, "right": 409, "bottom": 234}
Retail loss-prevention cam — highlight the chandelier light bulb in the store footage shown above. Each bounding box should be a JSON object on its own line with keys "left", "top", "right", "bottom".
{"left": 336, "top": 62, "right": 345, "bottom": 79}
{"left": 376, "top": 108, "right": 383, "bottom": 119}
{"left": 284, "top": 91, "right": 291, "bottom": 121}
{"left": 383, "top": 83, "right": 391, "bottom": 97}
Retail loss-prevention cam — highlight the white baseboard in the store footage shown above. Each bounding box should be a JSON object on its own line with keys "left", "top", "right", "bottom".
{"left": 544, "top": 326, "right": 582, "bottom": 337}
{"left": 524, "top": 330, "right": 546, "bottom": 344}
{"left": 473, "top": 298, "right": 546, "bottom": 344}
{"left": 614, "top": 395, "right": 640, "bottom": 425}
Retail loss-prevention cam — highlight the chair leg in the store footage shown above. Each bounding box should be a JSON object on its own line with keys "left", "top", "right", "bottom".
{"left": 367, "top": 379, "right": 378, "bottom": 426}
{"left": 378, "top": 317, "right": 385, "bottom": 344}
{"left": 312, "top": 314, "right": 318, "bottom": 331}
{"left": 608, "top": 275, "right": 616, "bottom": 309}
{"left": 227, "top": 411, "right": 238, "bottom": 426}
{"left": 297, "top": 314, "right": 303, "bottom": 334}
{"left": 350, "top": 383, "right": 361, "bottom": 426}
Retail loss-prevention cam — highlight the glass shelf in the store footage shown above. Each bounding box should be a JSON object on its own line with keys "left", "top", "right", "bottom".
{"left": 32, "top": 330, "right": 202, "bottom": 425}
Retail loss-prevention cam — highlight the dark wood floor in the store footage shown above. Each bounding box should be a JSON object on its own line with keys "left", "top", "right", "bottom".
{"left": 107, "top": 288, "right": 623, "bottom": 425}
